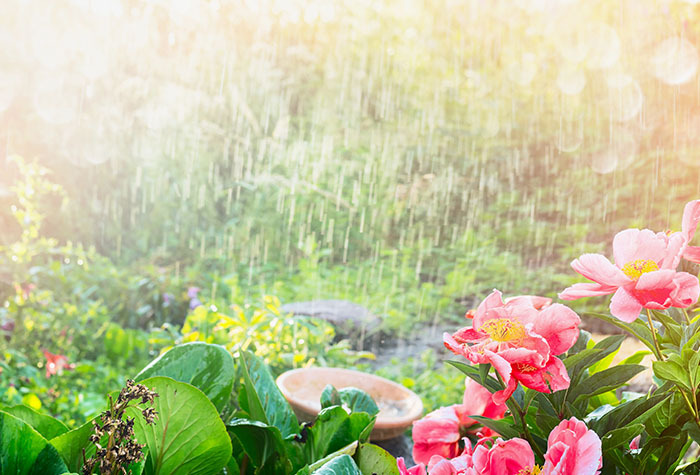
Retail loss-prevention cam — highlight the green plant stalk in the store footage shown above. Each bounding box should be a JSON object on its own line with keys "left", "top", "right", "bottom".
{"left": 645, "top": 309, "right": 663, "bottom": 360}
{"left": 681, "top": 308, "right": 692, "bottom": 325}
{"left": 645, "top": 309, "right": 700, "bottom": 426}
{"left": 495, "top": 373, "right": 544, "bottom": 460}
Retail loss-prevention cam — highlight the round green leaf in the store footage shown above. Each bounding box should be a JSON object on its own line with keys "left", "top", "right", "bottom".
{"left": 0, "top": 410, "right": 68, "bottom": 475}
{"left": 355, "top": 443, "right": 400, "bottom": 475}
{"left": 134, "top": 342, "right": 234, "bottom": 411}
{"left": 129, "top": 377, "right": 232, "bottom": 475}
{"left": 4, "top": 404, "right": 68, "bottom": 440}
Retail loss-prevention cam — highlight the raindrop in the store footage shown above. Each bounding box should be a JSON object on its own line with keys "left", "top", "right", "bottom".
{"left": 584, "top": 22, "right": 620, "bottom": 69}
{"left": 606, "top": 73, "right": 643, "bottom": 122}
{"left": 34, "top": 75, "right": 85, "bottom": 125}
{"left": 556, "top": 64, "right": 586, "bottom": 95}
{"left": 650, "top": 37, "right": 699, "bottom": 86}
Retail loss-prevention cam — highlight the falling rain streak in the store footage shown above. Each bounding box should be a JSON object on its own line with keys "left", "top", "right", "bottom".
{"left": 0, "top": 0, "right": 699, "bottom": 324}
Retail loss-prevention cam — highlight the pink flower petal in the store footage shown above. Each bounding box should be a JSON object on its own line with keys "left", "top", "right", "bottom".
{"left": 571, "top": 254, "right": 630, "bottom": 287}
{"left": 682, "top": 200, "right": 700, "bottom": 243}
{"left": 534, "top": 304, "right": 581, "bottom": 356}
{"left": 544, "top": 418, "right": 602, "bottom": 475}
{"left": 397, "top": 458, "right": 426, "bottom": 475}
{"left": 472, "top": 290, "right": 506, "bottom": 329}
{"left": 612, "top": 229, "right": 668, "bottom": 268}
{"left": 559, "top": 282, "right": 617, "bottom": 300}
{"left": 505, "top": 295, "right": 552, "bottom": 309}
{"left": 670, "top": 272, "right": 700, "bottom": 308}
{"left": 609, "top": 287, "right": 643, "bottom": 323}
{"left": 684, "top": 245, "right": 700, "bottom": 264}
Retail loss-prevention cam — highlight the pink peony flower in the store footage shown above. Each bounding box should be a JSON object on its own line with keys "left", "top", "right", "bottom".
{"left": 543, "top": 417, "right": 602, "bottom": 475}
{"left": 428, "top": 447, "right": 477, "bottom": 475}
{"left": 42, "top": 349, "right": 74, "bottom": 378}
{"left": 444, "top": 290, "right": 580, "bottom": 404}
{"left": 412, "top": 406, "right": 463, "bottom": 464}
{"left": 559, "top": 201, "right": 700, "bottom": 322}
{"left": 471, "top": 437, "right": 537, "bottom": 474}
{"left": 680, "top": 200, "right": 700, "bottom": 264}
{"left": 397, "top": 457, "right": 426, "bottom": 475}
{"left": 412, "top": 378, "right": 506, "bottom": 465}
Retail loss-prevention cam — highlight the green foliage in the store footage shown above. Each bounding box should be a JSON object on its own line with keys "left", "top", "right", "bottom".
{"left": 229, "top": 348, "right": 387, "bottom": 475}
{"left": 320, "top": 385, "right": 380, "bottom": 416}
{"left": 129, "top": 377, "right": 232, "bottom": 475}
{"left": 0, "top": 410, "right": 68, "bottom": 474}
{"left": 134, "top": 342, "right": 235, "bottom": 412}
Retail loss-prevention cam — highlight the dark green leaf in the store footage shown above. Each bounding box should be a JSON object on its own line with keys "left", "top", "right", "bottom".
{"left": 651, "top": 310, "right": 682, "bottom": 345}
{"left": 337, "top": 388, "right": 379, "bottom": 416}
{"left": 470, "top": 415, "right": 520, "bottom": 439}
{"left": 321, "top": 385, "right": 341, "bottom": 409}
{"left": 49, "top": 418, "right": 98, "bottom": 472}
{"left": 226, "top": 419, "right": 289, "bottom": 471}
{"left": 570, "top": 365, "right": 645, "bottom": 404}
{"left": 240, "top": 351, "right": 299, "bottom": 438}
{"left": 591, "top": 393, "right": 668, "bottom": 435}
{"left": 600, "top": 424, "right": 644, "bottom": 452}
{"left": 129, "top": 377, "right": 232, "bottom": 475}
{"left": 4, "top": 404, "right": 68, "bottom": 439}
{"left": 653, "top": 360, "right": 691, "bottom": 390}
{"left": 0, "top": 410, "right": 68, "bottom": 475}
{"left": 303, "top": 406, "right": 375, "bottom": 462}
{"left": 446, "top": 360, "right": 501, "bottom": 393}
{"left": 134, "top": 342, "right": 235, "bottom": 411}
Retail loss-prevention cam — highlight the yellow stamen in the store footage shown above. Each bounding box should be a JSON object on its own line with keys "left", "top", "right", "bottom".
{"left": 621, "top": 259, "right": 659, "bottom": 280}
{"left": 518, "top": 466, "right": 542, "bottom": 475}
{"left": 481, "top": 318, "right": 526, "bottom": 342}
{"left": 515, "top": 363, "right": 538, "bottom": 373}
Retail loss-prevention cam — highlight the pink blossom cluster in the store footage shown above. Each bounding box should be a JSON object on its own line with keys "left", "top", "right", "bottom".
{"left": 559, "top": 200, "right": 700, "bottom": 322}
{"left": 412, "top": 378, "right": 506, "bottom": 464}
{"left": 399, "top": 417, "right": 602, "bottom": 475}
{"left": 444, "top": 290, "right": 581, "bottom": 404}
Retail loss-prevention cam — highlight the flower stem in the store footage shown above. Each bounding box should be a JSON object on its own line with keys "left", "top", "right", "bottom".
{"left": 495, "top": 373, "right": 544, "bottom": 460}
{"left": 645, "top": 311, "right": 700, "bottom": 425}
{"left": 682, "top": 308, "right": 692, "bottom": 325}
{"left": 645, "top": 309, "right": 664, "bottom": 360}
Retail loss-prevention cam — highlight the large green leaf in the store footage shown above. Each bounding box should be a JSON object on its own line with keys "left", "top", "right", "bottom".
{"left": 239, "top": 351, "right": 299, "bottom": 438}
{"left": 301, "top": 406, "right": 375, "bottom": 463}
{"left": 320, "top": 386, "right": 379, "bottom": 416}
{"left": 51, "top": 417, "right": 147, "bottom": 474}
{"left": 653, "top": 360, "right": 692, "bottom": 390}
{"left": 600, "top": 424, "right": 644, "bottom": 452}
{"left": 134, "top": 342, "right": 235, "bottom": 411}
{"left": 0, "top": 410, "right": 68, "bottom": 475}
{"left": 50, "top": 418, "right": 96, "bottom": 472}
{"left": 129, "top": 377, "right": 232, "bottom": 475}
{"left": 569, "top": 365, "right": 645, "bottom": 404}
{"left": 4, "top": 404, "right": 68, "bottom": 439}
{"left": 312, "top": 454, "right": 361, "bottom": 475}
{"left": 226, "top": 419, "right": 291, "bottom": 472}
{"left": 354, "top": 443, "right": 400, "bottom": 475}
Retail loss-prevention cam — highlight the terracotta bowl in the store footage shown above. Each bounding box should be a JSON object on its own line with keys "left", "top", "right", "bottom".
{"left": 276, "top": 367, "right": 423, "bottom": 440}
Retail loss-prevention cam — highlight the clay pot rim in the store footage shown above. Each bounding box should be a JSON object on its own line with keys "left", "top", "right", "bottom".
{"left": 276, "top": 367, "right": 424, "bottom": 429}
